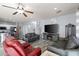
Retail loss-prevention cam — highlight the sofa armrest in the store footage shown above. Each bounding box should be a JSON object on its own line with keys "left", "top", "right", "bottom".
{"left": 27, "top": 48, "right": 41, "bottom": 56}
{"left": 47, "top": 46, "right": 66, "bottom": 56}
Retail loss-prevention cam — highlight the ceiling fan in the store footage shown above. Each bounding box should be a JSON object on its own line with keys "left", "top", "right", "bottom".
{"left": 1, "top": 3, "right": 34, "bottom": 17}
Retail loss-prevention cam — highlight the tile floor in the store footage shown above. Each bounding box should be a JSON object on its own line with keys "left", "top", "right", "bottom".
{"left": 31, "top": 39, "right": 54, "bottom": 52}
{"left": 0, "top": 47, "right": 3, "bottom": 56}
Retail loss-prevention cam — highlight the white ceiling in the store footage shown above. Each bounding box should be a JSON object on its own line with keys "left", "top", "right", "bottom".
{"left": 0, "top": 3, "right": 79, "bottom": 22}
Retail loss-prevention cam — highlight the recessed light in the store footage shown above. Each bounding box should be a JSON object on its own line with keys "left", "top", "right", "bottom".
{"left": 54, "top": 8, "right": 58, "bottom": 10}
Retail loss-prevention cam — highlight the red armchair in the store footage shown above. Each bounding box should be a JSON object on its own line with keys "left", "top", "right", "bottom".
{"left": 3, "top": 36, "right": 41, "bottom": 56}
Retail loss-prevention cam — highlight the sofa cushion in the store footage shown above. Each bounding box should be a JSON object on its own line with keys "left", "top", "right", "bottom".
{"left": 5, "top": 39, "right": 26, "bottom": 56}
{"left": 24, "top": 45, "right": 34, "bottom": 54}
{"left": 22, "top": 42, "right": 30, "bottom": 49}
{"left": 52, "top": 40, "right": 68, "bottom": 49}
{"left": 66, "top": 39, "right": 76, "bottom": 49}
{"left": 66, "top": 36, "right": 78, "bottom": 49}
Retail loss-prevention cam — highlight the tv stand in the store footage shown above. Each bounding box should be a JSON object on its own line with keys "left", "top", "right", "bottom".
{"left": 43, "top": 32, "right": 59, "bottom": 41}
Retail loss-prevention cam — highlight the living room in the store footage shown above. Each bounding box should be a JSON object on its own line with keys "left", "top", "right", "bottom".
{"left": 0, "top": 3, "right": 79, "bottom": 56}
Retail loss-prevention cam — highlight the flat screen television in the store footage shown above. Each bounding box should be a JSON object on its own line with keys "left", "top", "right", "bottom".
{"left": 45, "top": 24, "right": 58, "bottom": 33}
{"left": 0, "top": 27, "right": 7, "bottom": 30}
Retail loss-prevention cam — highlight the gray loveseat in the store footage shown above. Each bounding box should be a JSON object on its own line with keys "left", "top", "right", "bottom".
{"left": 24, "top": 33, "right": 40, "bottom": 42}
{"left": 47, "top": 38, "right": 79, "bottom": 56}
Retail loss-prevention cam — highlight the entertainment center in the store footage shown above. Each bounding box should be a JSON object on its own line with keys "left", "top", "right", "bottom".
{"left": 43, "top": 24, "right": 59, "bottom": 41}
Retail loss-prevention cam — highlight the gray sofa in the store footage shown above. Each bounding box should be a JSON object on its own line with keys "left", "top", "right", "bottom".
{"left": 24, "top": 33, "right": 40, "bottom": 42}
{"left": 47, "top": 39, "right": 79, "bottom": 56}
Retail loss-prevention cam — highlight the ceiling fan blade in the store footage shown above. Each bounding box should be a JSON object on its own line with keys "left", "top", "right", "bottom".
{"left": 56, "top": 10, "right": 62, "bottom": 14}
{"left": 17, "top": 6, "right": 19, "bottom": 9}
{"left": 1, "top": 5, "right": 16, "bottom": 9}
{"left": 22, "top": 7, "right": 24, "bottom": 10}
{"left": 24, "top": 10, "right": 34, "bottom": 14}
{"left": 13, "top": 12, "right": 18, "bottom": 15}
{"left": 23, "top": 13, "right": 27, "bottom": 17}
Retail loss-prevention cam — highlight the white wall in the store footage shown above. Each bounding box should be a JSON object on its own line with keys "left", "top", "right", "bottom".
{"left": 21, "top": 13, "right": 76, "bottom": 38}
{"left": 21, "top": 19, "right": 41, "bottom": 35}
{"left": 56, "top": 13, "right": 76, "bottom": 37}
{"left": 76, "top": 10, "right": 79, "bottom": 38}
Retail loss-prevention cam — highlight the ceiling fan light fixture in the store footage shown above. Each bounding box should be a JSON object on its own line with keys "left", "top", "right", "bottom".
{"left": 17, "top": 9, "right": 24, "bottom": 14}
{"left": 1, "top": 3, "right": 34, "bottom": 17}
